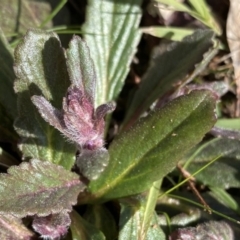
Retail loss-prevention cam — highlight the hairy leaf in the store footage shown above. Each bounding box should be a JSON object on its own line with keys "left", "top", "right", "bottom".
{"left": 33, "top": 211, "right": 71, "bottom": 239}
{"left": 76, "top": 148, "right": 109, "bottom": 180}
{"left": 123, "top": 30, "right": 214, "bottom": 129}
{"left": 80, "top": 90, "right": 216, "bottom": 202}
{"left": 82, "top": 0, "right": 143, "bottom": 106}
{"left": 14, "top": 29, "right": 75, "bottom": 169}
{"left": 0, "top": 214, "right": 34, "bottom": 240}
{"left": 0, "top": 159, "right": 85, "bottom": 218}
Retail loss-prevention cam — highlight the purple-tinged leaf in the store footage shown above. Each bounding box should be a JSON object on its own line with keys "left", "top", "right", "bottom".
{"left": 32, "top": 84, "right": 115, "bottom": 151}
{"left": 169, "top": 221, "right": 234, "bottom": 240}
{"left": 31, "top": 95, "right": 64, "bottom": 132}
{"left": 0, "top": 214, "right": 34, "bottom": 240}
{"left": 77, "top": 148, "right": 109, "bottom": 180}
{"left": 0, "top": 159, "right": 85, "bottom": 218}
{"left": 32, "top": 211, "right": 71, "bottom": 239}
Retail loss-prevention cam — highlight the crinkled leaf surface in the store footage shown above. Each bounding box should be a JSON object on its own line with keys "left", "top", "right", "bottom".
{"left": 0, "top": 214, "right": 33, "bottom": 240}
{"left": 79, "top": 90, "right": 216, "bottom": 202}
{"left": 33, "top": 211, "right": 71, "bottom": 239}
{"left": 70, "top": 210, "right": 105, "bottom": 240}
{"left": 123, "top": 30, "right": 214, "bottom": 129}
{"left": 0, "top": 159, "right": 85, "bottom": 218}
{"left": 14, "top": 29, "right": 75, "bottom": 170}
{"left": 82, "top": 0, "right": 143, "bottom": 106}
{"left": 182, "top": 138, "right": 240, "bottom": 188}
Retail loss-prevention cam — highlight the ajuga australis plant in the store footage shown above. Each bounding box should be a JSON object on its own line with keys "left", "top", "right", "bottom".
{"left": 0, "top": 28, "right": 223, "bottom": 240}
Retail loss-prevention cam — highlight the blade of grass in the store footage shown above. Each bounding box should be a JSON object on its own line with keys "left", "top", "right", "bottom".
{"left": 39, "top": 0, "right": 67, "bottom": 28}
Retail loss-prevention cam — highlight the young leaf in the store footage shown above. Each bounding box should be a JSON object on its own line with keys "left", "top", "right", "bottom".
{"left": 14, "top": 29, "right": 76, "bottom": 170}
{"left": 32, "top": 211, "right": 71, "bottom": 239}
{"left": 122, "top": 30, "right": 214, "bottom": 129}
{"left": 80, "top": 90, "right": 216, "bottom": 202}
{"left": 0, "top": 159, "right": 85, "bottom": 218}
{"left": 82, "top": 0, "right": 143, "bottom": 106}
{"left": 0, "top": 214, "right": 34, "bottom": 240}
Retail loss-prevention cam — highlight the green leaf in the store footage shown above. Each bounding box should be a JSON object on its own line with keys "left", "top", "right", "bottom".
{"left": 209, "top": 187, "right": 240, "bottom": 214}
{"left": 183, "top": 138, "right": 240, "bottom": 188}
{"left": 83, "top": 205, "right": 117, "bottom": 240}
{"left": 82, "top": 0, "right": 143, "bottom": 106}
{"left": 14, "top": 29, "right": 76, "bottom": 169}
{"left": 141, "top": 27, "right": 194, "bottom": 41}
{"left": 215, "top": 118, "right": 240, "bottom": 131}
{"left": 70, "top": 210, "right": 105, "bottom": 240}
{"left": 119, "top": 199, "right": 166, "bottom": 240}
{"left": 156, "top": 0, "right": 221, "bottom": 34}
{"left": 80, "top": 90, "right": 216, "bottom": 202}
{"left": 122, "top": 30, "right": 214, "bottom": 129}
{"left": 0, "top": 214, "right": 34, "bottom": 239}
{"left": 0, "top": 159, "right": 85, "bottom": 218}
